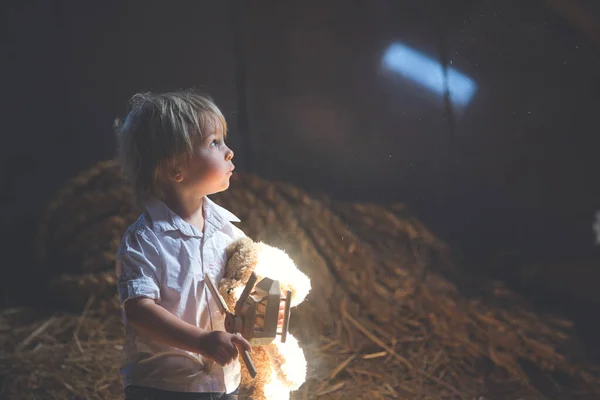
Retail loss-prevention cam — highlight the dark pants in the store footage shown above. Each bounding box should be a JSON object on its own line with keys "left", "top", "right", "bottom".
{"left": 124, "top": 385, "right": 239, "bottom": 400}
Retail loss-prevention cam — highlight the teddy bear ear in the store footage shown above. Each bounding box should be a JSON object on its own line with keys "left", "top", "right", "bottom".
{"left": 225, "top": 238, "right": 245, "bottom": 260}
{"left": 226, "top": 237, "right": 255, "bottom": 260}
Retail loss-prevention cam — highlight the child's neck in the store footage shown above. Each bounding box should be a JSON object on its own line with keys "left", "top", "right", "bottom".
{"left": 163, "top": 189, "right": 206, "bottom": 233}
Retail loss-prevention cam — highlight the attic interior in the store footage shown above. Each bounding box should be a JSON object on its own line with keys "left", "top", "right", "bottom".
{"left": 1, "top": 0, "right": 600, "bottom": 399}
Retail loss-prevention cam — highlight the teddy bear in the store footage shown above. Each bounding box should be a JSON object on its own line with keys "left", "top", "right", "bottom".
{"left": 217, "top": 237, "right": 311, "bottom": 400}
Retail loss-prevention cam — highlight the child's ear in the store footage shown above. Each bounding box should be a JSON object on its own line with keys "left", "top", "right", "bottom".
{"left": 161, "top": 158, "right": 185, "bottom": 183}
{"left": 168, "top": 167, "right": 184, "bottom": 183}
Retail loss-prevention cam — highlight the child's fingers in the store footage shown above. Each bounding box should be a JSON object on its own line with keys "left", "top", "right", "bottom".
{"left": 229, "top": 343, "right": 239, "bottom": 360}
{"left": 231, "top": 333, "right": 252, "bottom": 352}
{"left": 215, "top": 348, "right": 231, "bottom": 366}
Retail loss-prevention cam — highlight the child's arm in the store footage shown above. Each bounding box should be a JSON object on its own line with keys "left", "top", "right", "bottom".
{"left": 124, "top": 297, "right": 252, "bottom": 366}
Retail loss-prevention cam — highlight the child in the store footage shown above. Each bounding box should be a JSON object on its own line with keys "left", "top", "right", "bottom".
{"left": 114, "top": 90, "right": 282, "bottom": 400}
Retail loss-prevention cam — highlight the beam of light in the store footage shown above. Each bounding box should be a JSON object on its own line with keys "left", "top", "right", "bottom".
{"left": 382, "top": 42, "right": 477, "bottom": 107}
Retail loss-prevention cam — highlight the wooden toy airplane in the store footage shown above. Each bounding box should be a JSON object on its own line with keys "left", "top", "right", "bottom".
{"left": 204, "top": 272, "right": 292, "bottom": 378}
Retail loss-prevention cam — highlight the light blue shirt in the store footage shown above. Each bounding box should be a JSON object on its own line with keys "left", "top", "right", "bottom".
{"left": 116, "top": 196, "right": 245, "bottom": 393}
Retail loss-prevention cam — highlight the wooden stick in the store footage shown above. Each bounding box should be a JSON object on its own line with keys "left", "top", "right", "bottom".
{"left": 280, "top": 290, "right": 292, "bottom": 343}
{"left": 346, "top": 368, "right": 383, "bottom": 379}
{"left": 328, "top": 354, "right": 356, "bottom": 380}
{"left": 317, "top": 381, "right": 345, "bottom": 396}
{"left": 73, "top": 296, "right": 95, "bottom": 353}
{"left": 204, "top": 274, "right": 230, "bottom": 314}
{"left": 342, "top": 312, "right": 413, "bottom": 371}
{"left": 363, "top": 351, "right": 387, "bottom": 359}
{"left": 16, "top": 316, "right": 57, "bottom": 352}
{"left": 236, "top": 333, "right": 257, "bottom": 378}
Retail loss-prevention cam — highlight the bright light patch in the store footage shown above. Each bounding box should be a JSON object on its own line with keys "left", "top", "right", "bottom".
{"left": 263, "top": 334, "right": 307, "bottom": 399}
{"left": 270, "top": 334, "right": 307, "bottom": 389}
{"left": 382, "top": 42, "right": 477, "bottom": 107}
{"left": 254, "top": 243, "right": 311, "bottom": 307}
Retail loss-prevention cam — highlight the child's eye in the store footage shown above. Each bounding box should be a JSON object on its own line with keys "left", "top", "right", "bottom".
{"left": 210, "top": 139, "right": 219, "bottom": 147}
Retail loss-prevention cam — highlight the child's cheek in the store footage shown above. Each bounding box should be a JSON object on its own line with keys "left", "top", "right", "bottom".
{"left": 208, "top": 155, "right": 226, "bottom": 174}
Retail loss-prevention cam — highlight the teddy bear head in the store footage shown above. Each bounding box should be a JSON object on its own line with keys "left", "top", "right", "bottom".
{"left": 222, "top": 237, "right": 311, "bottom": 308}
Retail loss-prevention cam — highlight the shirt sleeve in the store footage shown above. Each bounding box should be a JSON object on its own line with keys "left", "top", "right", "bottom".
{"left": 116, "top": 228, "right": 162, "bottom": 307}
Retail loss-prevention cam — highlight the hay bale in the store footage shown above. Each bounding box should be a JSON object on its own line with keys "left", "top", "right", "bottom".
{"left": 3, "top": 160, "right": 596, "bottom": 399}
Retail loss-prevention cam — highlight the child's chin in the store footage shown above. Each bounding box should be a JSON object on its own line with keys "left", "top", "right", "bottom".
{"left": 211, "top": 181, "right": 230, "bottom": 194}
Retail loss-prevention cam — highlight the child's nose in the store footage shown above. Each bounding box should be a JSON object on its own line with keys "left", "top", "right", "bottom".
{"left": 226, "top": 147, "right": 234, "bottom": 161}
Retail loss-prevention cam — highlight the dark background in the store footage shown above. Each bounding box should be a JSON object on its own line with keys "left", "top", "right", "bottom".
{"left": 1, "top": 0, "right": 599, "bottom": 326}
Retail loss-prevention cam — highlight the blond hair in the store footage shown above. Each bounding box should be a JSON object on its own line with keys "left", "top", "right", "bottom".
{"left": 115, "top": 90, "right": 227, "bottom": 207}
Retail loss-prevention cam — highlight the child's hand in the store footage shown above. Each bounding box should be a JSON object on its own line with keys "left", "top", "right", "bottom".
{"left": 198, "top": 331, "right": 252, "bottom": 366}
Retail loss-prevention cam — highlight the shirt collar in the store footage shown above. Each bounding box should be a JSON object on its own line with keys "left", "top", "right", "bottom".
{"left": 144, "top": 196, "right": 240, "bottom": 238}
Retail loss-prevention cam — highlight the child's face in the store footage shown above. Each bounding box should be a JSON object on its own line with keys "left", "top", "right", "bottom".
{"left": 179, "top": 119, "right": 235, "bottom": 196}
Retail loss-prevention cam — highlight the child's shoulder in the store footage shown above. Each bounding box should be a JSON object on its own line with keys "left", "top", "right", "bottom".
{"left": 124, "top": 212, "right": 151, "bottom": 235}
{"left": 226, "top": 222, "right": 246, "bottom": 241}
{"left": 120, "top": 212, "right": 158, "bottom": 249}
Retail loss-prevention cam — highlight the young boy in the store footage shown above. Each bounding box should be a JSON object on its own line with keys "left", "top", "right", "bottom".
{"left": 114, "top": 90, "right": 279, "bottom": 399}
